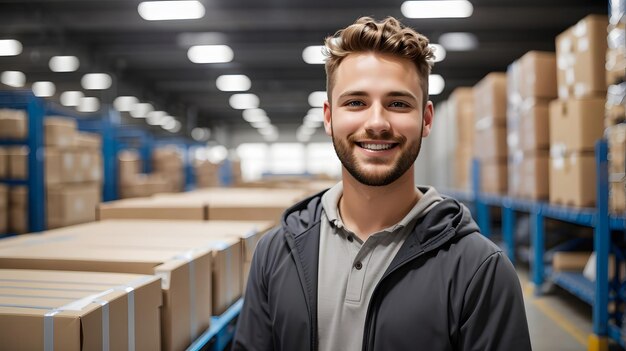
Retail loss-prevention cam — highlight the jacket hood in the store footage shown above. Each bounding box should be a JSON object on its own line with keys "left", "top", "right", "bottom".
{"left": 281, "top": 189, "right": 479, "bottom": 248}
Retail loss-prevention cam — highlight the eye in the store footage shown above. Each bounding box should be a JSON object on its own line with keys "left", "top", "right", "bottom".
{"left": 389, "top": 101, "right": 410, "bottom": 108}
{"left": 345, "top": 100, "right": 365, "bottom": 107}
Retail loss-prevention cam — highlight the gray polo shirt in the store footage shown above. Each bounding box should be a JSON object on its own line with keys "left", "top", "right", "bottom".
{"left": 317, "top": 182, "right": 443, "bottom": 351}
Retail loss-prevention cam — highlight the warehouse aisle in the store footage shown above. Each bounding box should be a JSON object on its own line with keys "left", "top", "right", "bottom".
{"left": 519, "top": 269, "right": 622, "bottom": 351}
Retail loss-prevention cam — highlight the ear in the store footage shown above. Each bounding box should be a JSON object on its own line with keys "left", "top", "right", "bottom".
{"left": 421, "top": 100, "right": 434, "bottom": 137}
{"left": 323, "top": 100, "right": 332, "bottom": 136}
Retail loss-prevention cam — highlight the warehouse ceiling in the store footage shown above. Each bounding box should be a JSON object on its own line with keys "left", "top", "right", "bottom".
{"left": 0, "top": 0, "right": 607, "bottom": 139}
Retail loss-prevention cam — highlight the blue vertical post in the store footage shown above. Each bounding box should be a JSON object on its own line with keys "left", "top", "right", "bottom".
{"left": 141, "top": 131, "right": 152, "bottom": 174}
{"left": 472, "top": 158, "right": 491, "bottom": 238}
{"left": 531, "top": 203, "right": 545, "bottom": 294}
{"left": 101, "top": 107, "right": 119, "bottom": 201}
{"left": 594, "top": 139, "right": 609, "bottom": 337}
{"left": 502, "top": 202, "right": 516, "bottom": 266}
{"left": 26, "top": 95, "right": 46, "bottom": 232}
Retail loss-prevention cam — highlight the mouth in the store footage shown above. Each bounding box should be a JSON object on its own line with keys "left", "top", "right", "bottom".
{"left": 356, "top": 142, "right": 399, "bottom": 151}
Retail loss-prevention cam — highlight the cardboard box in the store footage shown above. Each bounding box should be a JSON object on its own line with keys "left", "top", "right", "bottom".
{"left": 45, "top": 148, "right": 82, "bottom": 185}
{"left": 78, "top": 150, "right": 102, "bottom": 183}
{"left": 473, "top": 72, "right": 507, "bottom": 125}
{"left": 46, "top": 183, "right": 101, "bottom": 229}
{"left": 0, "top": 269, "right": 162, "bottom": 351}
{"left": 549, "top": 152, "right": 596, "bottom": 207}
{"left": 552, "top": 251, "right": 592, "bottom": 272}
{"left": 76, "top": 132, "right": 102, "bottom": 150}
{"left": 8, "top": 146, "right": 28, "bottom": 180}
{"left": 518, "top": 51, "right": 558, "bottom": 99}
{"left": 520, "top": 100, "right": 550, "bottom": 151}
{"left": 549, "top": 98, "right": 605, "bottom": 153}
{"left": 454, "top": 148, "right": 473, "bottom": 191}
{"left": 0, "top": 185, "right": 6, "bottom": 233}
{"left": 480, "top": 160, "right": 507, "bottom": 194}
{"left": 119, "top": 150, "right": 142, "bottom": 185}
{"left": 44, "top": 117, "right": 77, "bottom": 148}
{"left": 608, "top": 124, "right": 626, "bottom": 175}
{"left": 0, "top": 147, "right": 7, "bottom": 178}
{"left": 522, "top": 151, "right": 549, "bottom": 200}
{"left": 9, "top": 206, "right": 27, "bottom": 234}
{"left": 556, "top": 15, "right": 609, "bottom": 99}
{"left": 448, "top": 87, "right": 475, "bottom": 147}
{"left": 611, "top": 181, "right": 626, "bottom": 213}
{"left": 0, "top": 109, "right": 27, "bottom": 139}
{"left": 0, "top": 237, "right": 213, "bottom": 351}
{"left": 474, "top": 122, "right": 507, "bottom": 161}
{"left": 9, "top": 185, "right": 27, "bottom": 208}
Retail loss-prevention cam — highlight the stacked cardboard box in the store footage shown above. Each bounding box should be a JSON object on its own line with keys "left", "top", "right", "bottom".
{"left": 448, "top": 87, "right": 474, "bottom": 191}
{"left": 606, "top": 10, "right": 626, "bottom": 213}
{"left": 118, "top": 150, "right": 170, "bottom": 199}
{"left": 44, "top": 117, "right": 102, "bottom": 229}
{"left": 9, "top": 186, "right": 27, "bottom": 234}
{"left": 0, "top": 109, "right": 27, "bottom": 139}
{"left": 0, "top": 232, "right": 213, "bottom": 351}
{"left": 550, "top": 15, "right": 608, "bottom": 207}
{"left": 473, "top": 72, "right": 508, "bottom": 194}
{"left": 152, "top": 146, "right": 184, "bottom": 192}
{"left": 231, "top": 160, "right": 243, "bottom": 185}
{"left": 0, "top": 269, "right": 162, "bottom": 351}
{"left": 0, "top": 185, "right": 6, "bottom": 233}
{"left": 507, "top": 51, "right": 557, "bottom": 200}
{"left": 194, "top": 159, "right": 221, "bottom": 188}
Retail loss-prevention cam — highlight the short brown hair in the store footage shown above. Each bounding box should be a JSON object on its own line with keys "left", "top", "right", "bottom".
{"left": 323, "top": 16, "right": 434, "bottom": 108}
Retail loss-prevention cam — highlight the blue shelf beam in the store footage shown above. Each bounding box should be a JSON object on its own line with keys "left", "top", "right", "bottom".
{"left": 593, "top": 139, "right": 610, "bottom": 338}
{"left": 186, "top": 299, "right": 243, "bottom": 351}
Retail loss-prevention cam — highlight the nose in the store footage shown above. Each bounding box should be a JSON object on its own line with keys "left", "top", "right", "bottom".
{"left": 364, "top": 102, "right": 391, "bottom": 136}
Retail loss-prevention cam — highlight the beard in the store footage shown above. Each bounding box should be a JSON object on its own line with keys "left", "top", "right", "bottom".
{"left": 331, "top": 126, "right": 423, "bottom": 186}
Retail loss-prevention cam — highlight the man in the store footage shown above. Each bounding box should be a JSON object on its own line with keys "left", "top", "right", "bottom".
{"left": 232, "top": 16, "right": 531, "bottom": 351}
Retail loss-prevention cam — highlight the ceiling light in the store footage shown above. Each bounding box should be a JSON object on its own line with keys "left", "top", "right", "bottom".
{"left": 229, "top": 93, "right": 259, "bottom": 110}
{"left": 188, "top": 45, "right": 233, "bottom": 64}
{"left": 243, "top": 109, "right": 270, "bottom": 123}
{"left": 0, "top": 39, "right": 22, "bottom": 56}
{"left": 251, "top": 121, "right": 271, "bottom": 129}
{"left": 429, "top": 44, "right": 446, "bottom": 62}
{"left": 1, "top": 71, "right": 25, "bottom": 87}
{"left": 138, "top": 0, "right": 205, "bottom": 21}
{"left": 49, "top": 56, "right": 80, "bottom": 72}
{"left": 32, "top": 81, "right": 56, "bottom": 97}
{"left": 60, "top": 91, "right": 84, "bottom": 107}
{"left": 304, "top": 113, "right": 324, "bottom": 125}
{"left": 208, "top": 145, "right": 228, "bottom": 163}
{"left": 192, "top": 127, "right": 210, "bottom": 141}
{"left": 146, "top": 111, "right": 166, "bottom": 125}
{"left": 168, "top": 121, "right": 182, "bottom": 133}
{"left": 401, "top": 1, "right": 473, "bottom": 18}
{"left": 308, "top": 91, "right": 327, "bottom": 107}
{"left": 177, "top": 32, "right": 228, "bottom": 47}
{"left": 216, "top": 75, "right": 251, "bottom": 92}
{"left": 302, "top": 45, "right": 326, "bottom": 64}
{"left": 113, "top": 96, "right": 139, "bottom": 112}
{"left": 429, "top": 74, "right": 445, "bottom": 95}
{"left": 81, "top": 73, "right": 112, "bottom": 90}
{"left": 77, "top": 97, "right": 100, "bottom": 113}
{"left": 130, "top": 102, "right": 154, "bottom": 118}
{"left": 439, "top": 32, "right": 478, "bottom": 51}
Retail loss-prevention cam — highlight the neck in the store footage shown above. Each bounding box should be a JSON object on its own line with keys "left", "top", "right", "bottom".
{"left": 339, "top": 167, "right": 420, "bottom": 241}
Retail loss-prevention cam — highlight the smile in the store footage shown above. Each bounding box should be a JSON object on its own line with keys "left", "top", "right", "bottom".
{"left": 356, "top": 142, "right": 398, "bottom": 151}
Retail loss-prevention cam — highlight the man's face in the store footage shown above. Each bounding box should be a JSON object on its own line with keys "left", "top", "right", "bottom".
{"left": 323, "top": 52, "right": 434, "bottom": 186}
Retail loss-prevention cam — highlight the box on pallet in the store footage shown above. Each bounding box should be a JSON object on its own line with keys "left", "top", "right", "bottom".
{"left": 549, "top": 152, "right": 596, "bottom": 207}
{"left": 0, "top": 234, "right": 213, "bottom": 351}
{"left": 0, "top": 109, "right": 27, "bottom": 139}
{"left": 76, "top": 132, "right": 102, "bottom": 150}
{"left": 473, "top": 72, "right": 507, "bottom": 125}
{"left": 8, "top": 146, "right": 28, "bottom": 180}
{"left": 507, "top": 99, "right": 550, "bottom": 153}
{"left": 556, "top": 14, "right": 609, "bottom": 99}
{"left": 448, "top": 87, "right": 475, "bottom": 147}
{"left": 549, "top": 98, "right": 605, "bottom": 153}
{"left": 0, "top": 147, "right": 7, "bottom": 178}
{"left": 0, "top": 269, "right": 162, "bottom": 351}
{"left": 610, "top": 181, "right": 626, "bottom": 213}
{"left": 118, "top": 150, "right": 142, "bottom": 185}
{"left": 0, "top": 185, "right": 7, "bottom": 233}
{"left": 454, "top": 148, "right": 473, "bottom": 191}
{"left": 9, "top": 186, "right": 27, "bottom": 234}
{"left": 509, "top": 151, "right": 549, "bottom": 200}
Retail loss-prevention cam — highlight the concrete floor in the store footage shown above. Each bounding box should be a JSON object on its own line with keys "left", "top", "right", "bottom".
{"left": 518, "top": 268, "right": 623, "bottom": 351}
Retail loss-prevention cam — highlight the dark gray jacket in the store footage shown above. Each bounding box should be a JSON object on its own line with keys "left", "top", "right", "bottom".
{"left": 232, "top": 191, "right": 532, "bottom": 351}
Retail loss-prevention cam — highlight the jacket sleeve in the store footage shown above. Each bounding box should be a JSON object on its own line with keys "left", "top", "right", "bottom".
{"left": 458, "top": 252, "right": 532, "bottom": 351}
{"left": 231, "top": 228, "right": 278, "bottom": 351}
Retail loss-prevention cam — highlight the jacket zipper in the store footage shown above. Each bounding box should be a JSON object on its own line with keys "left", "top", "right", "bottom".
{"left": 361, "top": 248, "right": 425, "bottom": 351}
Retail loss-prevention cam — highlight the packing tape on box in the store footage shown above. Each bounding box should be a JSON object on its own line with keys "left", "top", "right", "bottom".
{"left": 474, "top": 116, "right": 494, "bottom": 131}
{"left": 173, "top": 249, "right": 198, "bottom": 340}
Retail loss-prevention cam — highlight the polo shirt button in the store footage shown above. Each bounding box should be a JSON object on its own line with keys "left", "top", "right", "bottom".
{"left": 354, "top": 261, "right": 363, "bottom": 270}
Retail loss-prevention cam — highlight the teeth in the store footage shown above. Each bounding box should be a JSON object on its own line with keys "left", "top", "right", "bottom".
{"left": 361, "top": 143, "right": 394, "bottom": 150}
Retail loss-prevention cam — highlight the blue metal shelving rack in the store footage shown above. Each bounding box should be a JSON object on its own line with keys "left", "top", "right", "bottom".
{"left": 186, "top": 299, "right": 243, "bottom": 351}
{"left": 444, "top": 140, "right": 624, "bottom": 349}
{"left": 0, "top": 90, "right": 47, "bottom": 235}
